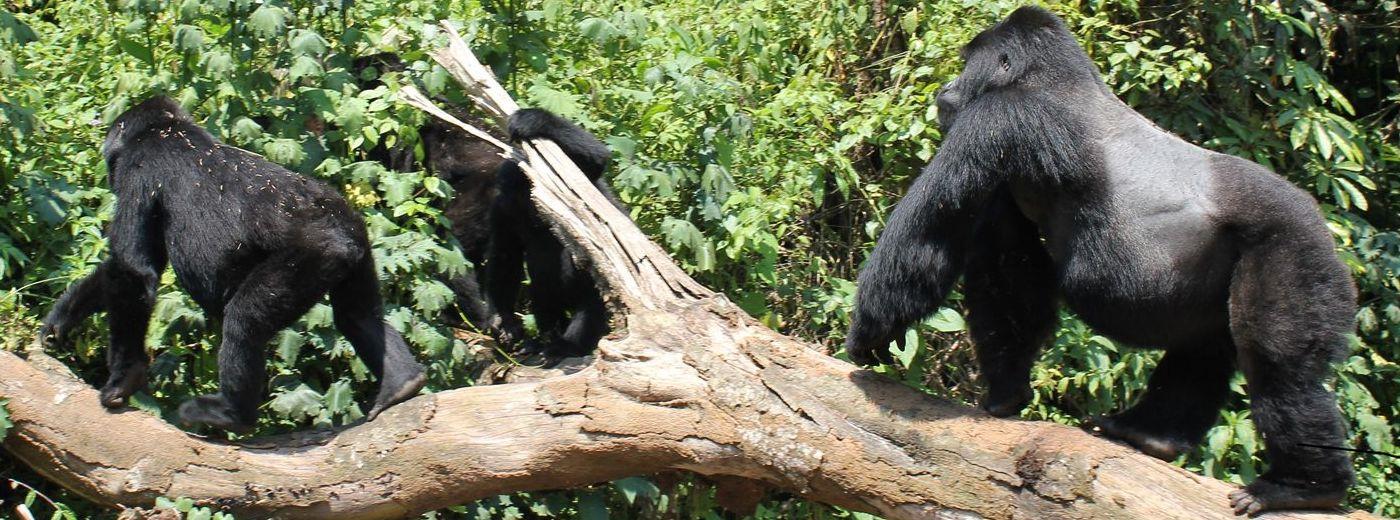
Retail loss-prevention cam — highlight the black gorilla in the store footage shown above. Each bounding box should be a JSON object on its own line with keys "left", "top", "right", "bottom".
{"left": 480, "top": 109, "right": 622, "bottom": 357}
{"left": 343, "top": 56, "right": 618, "bottom": 357}
{"left": 382, "top": 102, "right": 618, "bottom": 356}
{"left": 844, "top": 7, "right": 1354, "bottom": 515}
{"left": 39, "top": 96, "right": 427, "bottom": 433}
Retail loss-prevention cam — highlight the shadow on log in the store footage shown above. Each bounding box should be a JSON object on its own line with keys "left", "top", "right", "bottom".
{"left": 0, "top": 23, "right": 1384, "bottom": 520}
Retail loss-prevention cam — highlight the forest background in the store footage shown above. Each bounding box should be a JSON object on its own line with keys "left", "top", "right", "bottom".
{"left": 0, "top": 0, "right": 1396, "bottom": 518}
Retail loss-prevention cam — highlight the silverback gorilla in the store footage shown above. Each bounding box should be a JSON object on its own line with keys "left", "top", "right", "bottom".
{"left": 39, "top": 96, "right": 427, "bottom": 433}
{"left": 844, "top": 7, "right": 1354, "bottom": 516}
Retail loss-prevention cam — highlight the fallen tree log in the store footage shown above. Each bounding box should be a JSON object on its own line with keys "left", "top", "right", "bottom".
{"left": 0, "top": 23, "right": 1383, "bottom": 520}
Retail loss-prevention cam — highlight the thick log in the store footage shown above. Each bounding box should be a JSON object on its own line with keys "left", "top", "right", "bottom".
{"left": 0, "top": 307, "right": 1379, "bottom": 520}
{"left": 0, "top": 22, "right": 1384, "bottom": 520}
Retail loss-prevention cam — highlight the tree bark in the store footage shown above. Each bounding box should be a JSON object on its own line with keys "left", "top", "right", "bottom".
{"left": 0, "top": 24, "right": 1383, "bottom": 520}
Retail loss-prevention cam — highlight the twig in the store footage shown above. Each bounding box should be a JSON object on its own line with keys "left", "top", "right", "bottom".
{"left": 397, "top": 85, "right": 516, "bottom": 155}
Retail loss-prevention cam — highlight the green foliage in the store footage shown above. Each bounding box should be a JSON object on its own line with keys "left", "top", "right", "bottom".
{"left": 425, "top": 475, "right": 877, "bottom": 520}
{"left": 0, "top": 398, "right": 11, "bottom": 441}
{"left": 155, "top": 496, "right": 237, "bottom": 520}
{"left": 0, "top": 0, "right": 1397, "bottom": 518}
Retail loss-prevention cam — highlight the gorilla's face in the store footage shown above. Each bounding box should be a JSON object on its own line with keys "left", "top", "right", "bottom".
{"left": 935, "top": 27, "right": 1021, "bottom": 133}
{"left": 936, "top": 11, "right": 1109, "bottom": 135}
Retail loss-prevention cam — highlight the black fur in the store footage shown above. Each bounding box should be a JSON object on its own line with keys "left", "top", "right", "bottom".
{"left": 345, "top": 57, "right": 618, "bottom": 356}
{"left": 482, "top": 108, "right": 622, "bottom": 357}
{"left": 416, "top": 107, "right": 510, "bottom": 328}
{"left": 844, "top": 7, "right": 1355, "bottom": 515}
{"left": 39, "top": 96, "right": 426, "bottom": 433}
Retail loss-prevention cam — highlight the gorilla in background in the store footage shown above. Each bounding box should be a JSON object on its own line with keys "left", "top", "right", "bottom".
{"left": 844, "top": 7, "right": 1355, "bottom": 515}
{"left": 349, "top": 56, "right": 619, "bottom": 357}
{"left": 417, "top": 106, "right": 621, "bottom": 357}
{"left": 40, "top": 96, "right": 427, "bottom": 433}
{"left": 291, "top": 53, "right": 510, "bottom": 329}
{"left": 481, "top": 108, "right": 623, "bottom": 357}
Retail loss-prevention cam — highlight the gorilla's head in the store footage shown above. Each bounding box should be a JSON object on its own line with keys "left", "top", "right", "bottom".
{"left": 103, "top": 96, "right": 192, "bottom": 165}
{"left": 935, "top": 6, "right": 1104, "bottom": 132}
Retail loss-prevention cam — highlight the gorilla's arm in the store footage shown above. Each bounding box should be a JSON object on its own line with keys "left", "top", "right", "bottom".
{"left": 39, "top": 263, "right": 108, "bottom": 347}
{"left": 845, "top": 136, "right": 998, "bottom": 366}
{"left": 96, "top": 169, "right": 166, "bottom": 407}
{"left": 483, "top": 161, "right": 532, "bottom": 345}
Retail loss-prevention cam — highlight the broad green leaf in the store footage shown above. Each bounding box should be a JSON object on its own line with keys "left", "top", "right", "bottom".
{"left": 411, "top": 280, "right": 455, "bottom": 312}
{"left": 926, "top": 307, "right": 965, "bottom": 332}
{"left": 275, "top": 330, "right": 303, "bottom": 364}
{"left": 0, "top": 9, "right": 37, "bottom": 44}
{"left": 177, "top": 0, "right": 202, "bottom": 20}
{"left": 613, "top": 477, "right": 659, "bottom": 505}
{"left": 247, "top": 5, "right": 286, "bottom": 38}
{"left": 897, "top": 328, "right": 920, "bottom": 368}
{"left": 263, "top": 138, "right": 305, "bottom": 166}
{"left": 173, "top": 24, "right": 204, "bottom": 54}
{"left": 325, "top": 379, "right": 355, "bottom": 414}
{"left": 303, "top": 304, "right": 334, "bottom": 329}
{"left": 335, "top": 97, "right": 369, "bottom": 132}
{"left": 270, "top": 384, "right": 324, "bottom": 420}
{"left": 1336, "top": 177, "right": 1367, "bottom": 211}
{"left": 288, "top": 29, "right": 328, "bottom": 56}
{"left": 118, "top": 37, "right": 154, "bottom": 66}
{"left": 201, "top": 50, "right": 234, "bottom": 76}
{"left": 578, "top": 17, "right": 619, "bottom": 43}
{"left": 230, "top": 117, "right": 263, "bottom": 142}
{"left": 288, "top": 55, "right": 324, "bottom": 82}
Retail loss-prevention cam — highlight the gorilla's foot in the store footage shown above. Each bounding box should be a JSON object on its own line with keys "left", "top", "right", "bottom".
{"left": 178, "top": 395, "right": 255, "bottom": 434}
{"left": 1085, "top": 414, "right": 1194, "bottom": 461}
{"left": 98, "top": 363, "right": 148, "bottom": 408}
{"left": 37, "top": 323, "right": 67, "bottom": 350}
{"left": 535, "top": 338, "right": 591, "bottom": 359}
{"left": 846, "top": 342, "right": 894, "bottom": 368}
{"left": 980, "top": 385, "right": 1032, "bottom": 417}
{"left": 366, "top": 366, "right": 427, "bottom": 421}
{"left": 1229, "top": 479, "right": 1346, "bottom": 517}
{"left": 511, "top": 338, "right": 550, "bottom": 357}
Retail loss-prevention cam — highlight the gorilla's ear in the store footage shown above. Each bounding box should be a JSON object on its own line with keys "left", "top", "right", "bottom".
{"left": 102, "top": 121, "right": 128, "bottom": 165}
{"left": 988, "top": 49, "right": 1027, "bottom": 88}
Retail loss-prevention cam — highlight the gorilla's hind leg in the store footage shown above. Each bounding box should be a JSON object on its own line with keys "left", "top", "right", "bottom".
{"left": 520, "top": 231, "right": 570, "bottom": 356}
{"left": 553, "top": 291, "right": 609, "bottom": 357}
{"left": 1088, "top": 341, "right": 1235, "bottom": 460}
{"left": 1226, "top": 239, "right": 1353, "bottom": 516}
{"left": 964, "top": 191, "right": 1057, "bottom": 417}
{"left": 178, "top": 251, "right": 333, "bottom": 432}
{"left": 331, "top": 258, "right": 427, "bottom": 420}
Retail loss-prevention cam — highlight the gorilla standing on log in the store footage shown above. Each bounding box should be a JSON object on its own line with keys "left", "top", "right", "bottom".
{"left": 349, "top": 56, "right": 618, "bottom": 357}
{"left": 39, "top": 96, "right": 427, "bottom": 433}
{"left": 844, "top": 7, "right": 1355, "bottom": 515}
{"left": 481, "top": 109, "right": 622, "bottom": 357}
